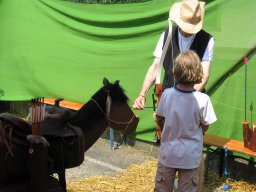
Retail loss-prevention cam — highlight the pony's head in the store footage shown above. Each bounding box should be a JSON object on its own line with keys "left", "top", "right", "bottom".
{"left": 67, "top": 78, "right": 139, "bottom": 152}
{"left": 91, "top": 77, "right": 139, "bottom": 134}
{"left": 92, "top": 77, "right": 128, "bottom": 105}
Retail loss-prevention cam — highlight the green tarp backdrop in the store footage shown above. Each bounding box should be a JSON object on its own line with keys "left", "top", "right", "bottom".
{"left": 0, "top": 0, "right": 256, "bottom": 143}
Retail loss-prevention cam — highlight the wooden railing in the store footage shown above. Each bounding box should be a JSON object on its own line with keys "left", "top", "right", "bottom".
{"left": 44, "top": 98, "right": 83, "bottom": 111}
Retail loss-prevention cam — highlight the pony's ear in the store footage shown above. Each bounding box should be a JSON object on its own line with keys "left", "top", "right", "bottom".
{"left": 114, "top": 80, "right": 120, "bottom": 86}
{"left": 103, "top": 77, "right": 110, "bottom": 87}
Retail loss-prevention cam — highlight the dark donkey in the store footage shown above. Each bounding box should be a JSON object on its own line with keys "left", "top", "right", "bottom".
{"left": 0, "top": 78, "right": 139, "bottom": 192}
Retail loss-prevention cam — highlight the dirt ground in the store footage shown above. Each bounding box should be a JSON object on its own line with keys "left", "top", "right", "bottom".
{"left": 66, "top": 138, "right": 256, "bottom": 192}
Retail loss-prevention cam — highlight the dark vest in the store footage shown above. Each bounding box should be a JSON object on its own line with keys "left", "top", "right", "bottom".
{"left": 162, "top": 26, "right": 213, "bottom": 90}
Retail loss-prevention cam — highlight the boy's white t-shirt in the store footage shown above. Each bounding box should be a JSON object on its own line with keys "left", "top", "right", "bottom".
{"left": 156, "top": 87, "right": 217, "bottom": 169}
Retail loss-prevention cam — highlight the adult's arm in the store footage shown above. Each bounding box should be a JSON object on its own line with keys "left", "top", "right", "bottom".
{"left": 194, "top": 60, "right": 211, "bottom": 91}
{"left": 194, "top": 36, "right": 214, "bottom": 91}
{"left": 133, "top": 57, "right": 160, "bottom": 109}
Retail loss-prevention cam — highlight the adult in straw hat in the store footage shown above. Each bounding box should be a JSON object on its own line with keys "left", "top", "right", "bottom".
{"left": 133, "top": 0, "right": 214, "bottom": 191}
{"left": 133, "top": 0, "right": 214, "bottom": 107}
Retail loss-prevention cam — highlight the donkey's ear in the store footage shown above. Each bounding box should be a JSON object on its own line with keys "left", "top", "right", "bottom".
{"left": 114, "top": 80, "right": 120, "bottom": 86}
{"left": 103, "top": 77, "right": 109, "bottom": 87}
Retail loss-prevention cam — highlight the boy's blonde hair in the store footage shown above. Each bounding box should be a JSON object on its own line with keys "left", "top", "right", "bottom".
{"left": 173, "top": 50, "right": 203, "bottom": 85}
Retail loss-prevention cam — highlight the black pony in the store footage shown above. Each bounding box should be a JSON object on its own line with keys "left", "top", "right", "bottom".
{"left": 68, "top": 77, "right": 137, "bottom": 151}
{"left": 0, "top": 78, "right": 139, "bottom": 192}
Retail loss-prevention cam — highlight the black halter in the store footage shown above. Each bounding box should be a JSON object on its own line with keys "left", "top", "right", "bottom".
{"left": 90, "top": 99, "right": 135, "bottom": 134}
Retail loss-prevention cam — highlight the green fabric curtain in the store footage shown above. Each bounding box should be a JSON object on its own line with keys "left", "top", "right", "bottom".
{"left": 209, "top": 54, "right": 256, "bottom": 141}
{"left": 0, "top": 0, "right": 256, "bottom": 142}
{"left": 204, "top": 0, "right": 256, "bottom": 142}
{"left": 0, "top": 0, "right": 170, "bottom": 102}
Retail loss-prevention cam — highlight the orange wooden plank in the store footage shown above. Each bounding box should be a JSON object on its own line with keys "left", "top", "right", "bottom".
{"left": 204, "top": 134, "right": 230, "bottom": 147}
{"left": 43, "top": 98, "right": 55, "bottom": 105}
{"left": 225, "top": 140, "right": 256, "bottom": 158}
{"left": 44, "top": 98, "right": 83, "bottom": 111}
{"left": 204, "top": 134, "right": 256, "bottom": 158}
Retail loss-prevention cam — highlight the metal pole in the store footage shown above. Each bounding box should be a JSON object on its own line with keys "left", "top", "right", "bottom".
{"left": 223, "top": 147, "right": 230, "bottom": 191}
{"left": 244, "top": 56, "right": 248, "bottom": 120}
{"left": 110, "top": 128, "right": 114, "bottom": 151}
{"left": 216, "top": 147, "right": 230, "bottom": 191}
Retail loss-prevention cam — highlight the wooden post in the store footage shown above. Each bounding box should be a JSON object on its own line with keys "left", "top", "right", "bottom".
{"left": 243, "top": 120, "right": 251, "bottom": 148}
{"left": 242, "top": 121, "right": 256, "bottom": 152}
{"left": 251, "top": 124, "right": 256, "bottom": 151}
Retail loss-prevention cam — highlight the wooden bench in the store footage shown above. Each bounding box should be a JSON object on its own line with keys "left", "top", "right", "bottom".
{"left": 204, "top": 134, "right": 256, "bottom": 158}
{"left": 203, "top": 134, "right": 256, "bottom": 180}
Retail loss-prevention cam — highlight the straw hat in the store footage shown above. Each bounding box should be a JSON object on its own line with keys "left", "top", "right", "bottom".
{"left": 169, "top": 0, "right": 205, "bottom": 34}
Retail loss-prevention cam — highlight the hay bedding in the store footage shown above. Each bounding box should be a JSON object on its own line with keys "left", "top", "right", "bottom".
{"left": 67, "top": 160, "right": 256, "bottom": 192}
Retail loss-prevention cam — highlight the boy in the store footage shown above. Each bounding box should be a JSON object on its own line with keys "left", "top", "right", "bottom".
{"left": 154, "top": 50, "right": 217, "bottom": 192}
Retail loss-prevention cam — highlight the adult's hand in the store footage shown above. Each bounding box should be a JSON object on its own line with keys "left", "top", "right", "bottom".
{"left": 133, "top": 58, "right": 160, "bottom": 110}
{"left": 133, "top": 95, "right": 146, "bottom": 110}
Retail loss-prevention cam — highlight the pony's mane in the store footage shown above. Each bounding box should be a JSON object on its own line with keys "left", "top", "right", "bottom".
{"left": 68, "top": 79, "right": 128, "bottom": 128}
{"left": 92, "top": 80, "right": 128, "bottom": 105}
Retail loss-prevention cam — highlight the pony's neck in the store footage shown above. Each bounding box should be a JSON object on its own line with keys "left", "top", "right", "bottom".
{"left": 68, "top": 99, "right": 108, "bottom": 152}
{"left": 82, "top": 120, "right": 108, "bottom": 151}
